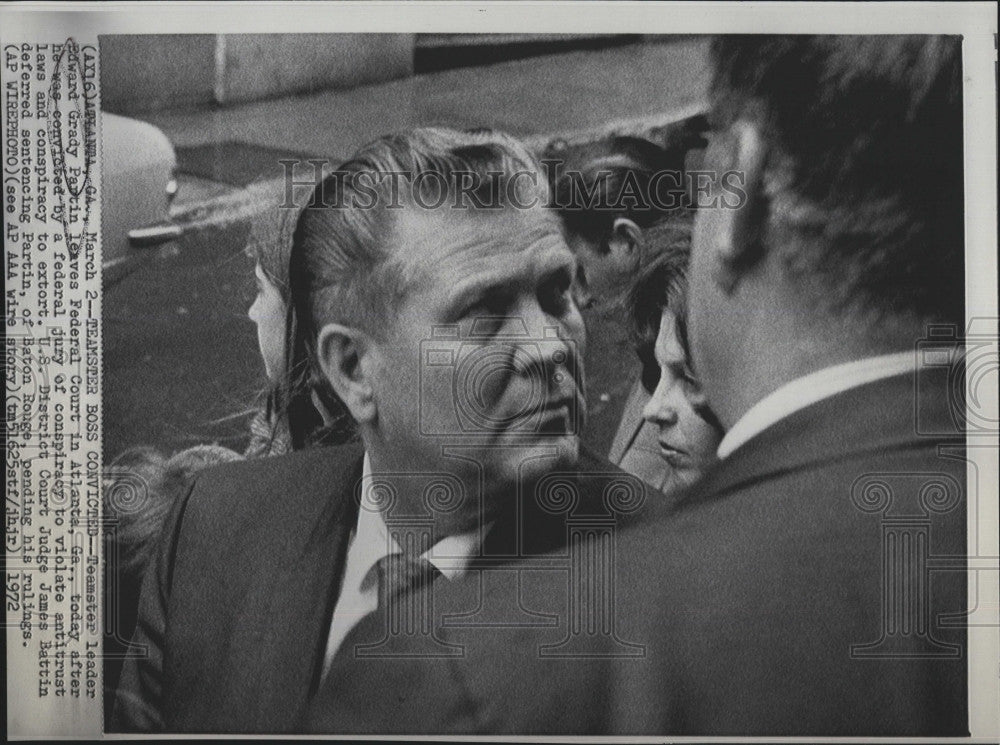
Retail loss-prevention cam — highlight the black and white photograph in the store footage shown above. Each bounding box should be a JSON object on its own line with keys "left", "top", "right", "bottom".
{"left": 3, "top": 2, "right": 998, "bottom": 740}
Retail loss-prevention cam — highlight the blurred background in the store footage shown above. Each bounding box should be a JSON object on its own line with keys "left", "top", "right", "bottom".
{"left": 100, "top": 33, "right": 711, "bottom": 462}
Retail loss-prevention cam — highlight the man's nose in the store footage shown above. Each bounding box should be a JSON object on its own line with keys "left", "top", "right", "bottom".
{"left": 571, "top": 278, "right": 594, "bottom": 311}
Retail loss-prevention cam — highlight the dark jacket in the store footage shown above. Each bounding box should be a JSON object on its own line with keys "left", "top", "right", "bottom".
{"left": 309, "top": 366, "right": 968, "bottom": 736}
{"left": 111, "top": 442, "right": 656, "bottom": 733}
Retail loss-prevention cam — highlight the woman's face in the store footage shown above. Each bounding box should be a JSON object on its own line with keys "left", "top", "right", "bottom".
{"left": 248, "top": 263, "right": 286, "bottom": 382}
{"left": 642, "top": 308, "right": 721, "bottom": 489}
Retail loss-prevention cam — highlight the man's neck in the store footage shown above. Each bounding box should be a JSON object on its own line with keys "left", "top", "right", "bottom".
{"left": 716, "top": 349, "right": 918, "bottom": 459}
{"left": 361, "top": 435, "right": 488, "bottom": 539}
{"left": 716, "top": 286, "right": 928, "bottom": 430}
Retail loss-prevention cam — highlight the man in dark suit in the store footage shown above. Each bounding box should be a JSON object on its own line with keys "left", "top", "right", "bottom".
{"left": 310, "top": 35, "right": 969, "bottom": 736}
{"left": 112, "top": 127, "right": 659, "bottom": 732}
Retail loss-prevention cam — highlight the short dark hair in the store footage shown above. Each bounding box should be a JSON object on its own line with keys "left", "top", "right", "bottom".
{"left": 709, "top": 35, "right": 963, "bottom": 323}
{"left": 547, "top": 136, "right": 686, "bottom": 251}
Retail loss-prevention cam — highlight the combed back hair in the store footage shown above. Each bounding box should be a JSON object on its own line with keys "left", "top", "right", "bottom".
{"left": 290, "top": 127, "right": 551, "bottom": 339}
{"left": 710, "top": 35, "right": 964, "bottom": 324}
{"left": 547, "top": 136, "right": 687, "bottom": 251}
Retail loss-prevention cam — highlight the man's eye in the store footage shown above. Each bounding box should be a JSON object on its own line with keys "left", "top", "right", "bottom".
{"left": 461, "top": 293, "right": 509, "bottom": 324}
{"left": 539, "top": 271, "right": 573, "bottom": 314}
{"left": 457, "top": 294, "right": 510, "bottom": 328}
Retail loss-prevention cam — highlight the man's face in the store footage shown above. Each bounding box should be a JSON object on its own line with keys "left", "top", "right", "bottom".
{"left": 564, "top": 227, "right": 639, "bottom": 313}
{"left": 368, "top": 204, "right": 587, "bottom": 510}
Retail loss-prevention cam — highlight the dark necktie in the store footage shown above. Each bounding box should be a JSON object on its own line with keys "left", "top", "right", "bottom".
{"left": 374, "top": 552, "right": 442, "bottom": 606}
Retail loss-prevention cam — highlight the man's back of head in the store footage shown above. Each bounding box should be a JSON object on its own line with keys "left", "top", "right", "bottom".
{"left": 688, "top": 35, "right": 963, "bottom": 428}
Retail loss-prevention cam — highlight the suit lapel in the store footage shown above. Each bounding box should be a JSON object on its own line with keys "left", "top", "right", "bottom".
{"left": 236, "top": 451, "right": 363, "bottom": 731}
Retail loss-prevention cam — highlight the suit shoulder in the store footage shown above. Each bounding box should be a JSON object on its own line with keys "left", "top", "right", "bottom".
{"left": 613, "top": 438, "right": 967, "bottom": 581}
{"left": 194, "top": 444, "right": 362, "bottom": 494}
{"left": 183, "top": 443, "right": 364, "bottom": 534}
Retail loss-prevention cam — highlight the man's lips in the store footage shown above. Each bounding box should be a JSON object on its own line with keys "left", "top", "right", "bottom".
{"left": 535, "top": 400, "right": 576, "bottom": 433}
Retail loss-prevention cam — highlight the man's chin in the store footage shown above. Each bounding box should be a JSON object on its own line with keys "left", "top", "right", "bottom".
{"left": 433, "top": 431, "right": 581, "bottom": 493}
{"left": 505, "top": 433, "right": 581, "bottom": 482}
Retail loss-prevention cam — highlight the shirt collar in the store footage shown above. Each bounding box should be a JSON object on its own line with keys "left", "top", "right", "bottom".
{"left": 717, "top": 350, "right": 916, "bottom": 460}
{"left": 355, "top": 453, "right": 484, "bottom": 584}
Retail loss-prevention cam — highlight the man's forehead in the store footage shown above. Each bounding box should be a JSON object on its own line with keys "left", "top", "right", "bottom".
{"left": 391, "top": 204, "right": 570, "bottom": 278}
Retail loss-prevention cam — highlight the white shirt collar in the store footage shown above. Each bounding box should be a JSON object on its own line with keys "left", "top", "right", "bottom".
{"left": 319, "top": 454, "right": 488, "bottom": 682}
{"left": 355, "top": 453, "right": 483, "bottom": 583}
{"left": 717, "top": 350, "right": 916, "bottom": 460}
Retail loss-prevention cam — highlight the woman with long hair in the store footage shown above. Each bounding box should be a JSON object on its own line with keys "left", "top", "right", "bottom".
{"left": 103, "top": 183, "right": 357, "bottom": 707}
{"left": 243, "top": 182, "right": 357, "bottom": 455}
{"left": 624, "top": 221, "right": 724, "bottom": 499}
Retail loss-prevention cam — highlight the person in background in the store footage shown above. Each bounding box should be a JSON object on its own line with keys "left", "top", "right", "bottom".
{"left": 546, "top": 135, "right": 695, "bottom": 490}
{"left": 622, "top": 222, "right": 723, "bottom": 500}
{"left": 103, "top": 184, "right": 357, "bottom": 712}
{"left": 547, "top": 135, "right": 686, "bottom": 314}
{"left": 243, "top": 182, "right": 358, "bottom": 456}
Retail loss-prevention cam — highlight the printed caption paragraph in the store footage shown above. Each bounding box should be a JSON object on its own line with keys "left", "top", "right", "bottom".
{"left": 5, "top": 38, "right": 103, "bottom": 736}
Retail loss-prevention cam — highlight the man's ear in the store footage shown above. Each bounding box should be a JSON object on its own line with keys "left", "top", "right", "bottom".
{"left": 315, "top": 323, "right": 377, "bottom": 425}
{"left": 607, "top": 217, "right": 642, "bottom": 273}
{"left": 712, "top": 119, "right": 769, "bottom": 293}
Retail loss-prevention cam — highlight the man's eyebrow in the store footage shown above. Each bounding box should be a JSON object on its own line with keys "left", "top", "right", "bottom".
{"left": 533, "top": 245, "right": 576, "bottom": 279}
{"left": 446, "top": 273, "right": 514, "bottom": 310}
{"left": 445, "top": 239, "right": 574, "bottom": 309}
